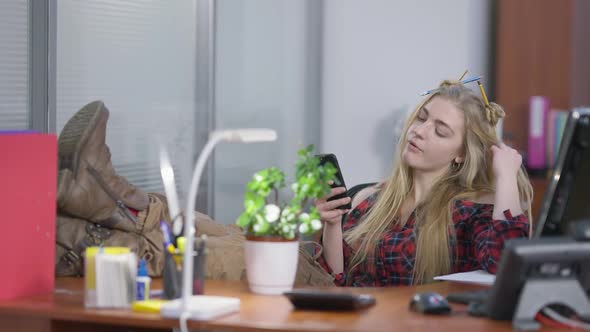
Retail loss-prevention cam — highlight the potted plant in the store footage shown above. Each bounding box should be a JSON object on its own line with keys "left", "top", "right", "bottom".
{"left": 237, "top": 145, "right": 338, "bottom": 295}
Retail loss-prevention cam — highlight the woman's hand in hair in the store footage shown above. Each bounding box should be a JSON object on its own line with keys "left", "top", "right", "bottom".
{"left": 491, "top": 143, "right": 522, "bottom": 180}
{"left": 491, "top": 143, "right": 524, "bottom": 219}
{"left": 315, "top": 187, "right": 351, "bottom": 225}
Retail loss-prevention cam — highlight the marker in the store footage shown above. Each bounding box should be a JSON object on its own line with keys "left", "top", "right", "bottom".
{"left": 160, "top": 221, "right": 173, "bottom": 247}
{"left": 176, "top": 236, "right": 186, "bottom": 254}
{"left": 166, "top": 243, "right": 177, "bottom": 254}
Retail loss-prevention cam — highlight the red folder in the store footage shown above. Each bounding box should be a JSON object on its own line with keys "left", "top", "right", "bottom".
{"left": 0, "top": 133, "right": 57, "bottom": 300}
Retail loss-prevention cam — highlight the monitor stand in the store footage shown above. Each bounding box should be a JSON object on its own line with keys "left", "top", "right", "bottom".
{"left": 512, "top": 278, "right": 590, "bottom": 330}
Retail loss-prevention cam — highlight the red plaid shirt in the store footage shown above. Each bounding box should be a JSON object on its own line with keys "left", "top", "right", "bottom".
{"left": 317, "top": 192, "right": 529, "bottom": 286}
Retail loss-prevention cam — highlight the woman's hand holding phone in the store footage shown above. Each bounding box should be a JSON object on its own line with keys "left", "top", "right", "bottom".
{"left": 315, "top": 187, "right": 351, "bottom": 225}
{"left": 316, "top": 182, "right": 350, "bottom": 274}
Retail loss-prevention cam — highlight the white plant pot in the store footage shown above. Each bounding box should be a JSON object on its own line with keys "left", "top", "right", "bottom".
{"left": 244, "top": 237, "right": 299, "bottom": 295}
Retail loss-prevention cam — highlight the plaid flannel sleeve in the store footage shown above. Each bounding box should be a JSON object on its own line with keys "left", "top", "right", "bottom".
{"left": 315, "top": 236, "right": 354, "bottom": 286}
{"left": 472, "top": 208, "right": 529, "bottom": 274}
{"left": 315, "top": 192, "right": 378, "bottom": 286}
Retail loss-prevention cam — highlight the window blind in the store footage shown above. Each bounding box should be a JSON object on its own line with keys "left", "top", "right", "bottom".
{"left": 0, "top": 1, "right": 30, "bottom": 130}
{"left": 56, "top": 0, "right": 200, "bottom": 198}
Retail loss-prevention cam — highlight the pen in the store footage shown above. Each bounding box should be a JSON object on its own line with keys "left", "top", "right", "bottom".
{"left": 197, "top": 234, "right": 208, "bottom": 254}
{"left": 420, "top": 75, "right": 483, "bottom": 96}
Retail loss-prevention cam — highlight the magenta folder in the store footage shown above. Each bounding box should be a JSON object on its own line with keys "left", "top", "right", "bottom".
{"left": 527, "top": 96, "right": 549, "bottom": 169}
{"left": 0, "top": 133, "right": 57, "bottom": 300}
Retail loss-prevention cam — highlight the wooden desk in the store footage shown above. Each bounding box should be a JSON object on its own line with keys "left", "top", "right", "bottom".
{"left": 0, "top": 278, "right": 565, "bottom": 332}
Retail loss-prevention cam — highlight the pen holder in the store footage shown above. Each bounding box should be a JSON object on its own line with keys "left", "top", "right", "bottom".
{"left": 163, "top": 238, "right": 208, "bottom": 299}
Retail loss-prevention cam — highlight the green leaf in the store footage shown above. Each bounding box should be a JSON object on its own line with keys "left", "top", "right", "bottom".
{"left": 237, "top": 144, "right": 335, "bottom": 237}
{"left": 237, "top": 213, "right": 252, "bottom": 228}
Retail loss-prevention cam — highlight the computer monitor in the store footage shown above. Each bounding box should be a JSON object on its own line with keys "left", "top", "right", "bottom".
{"left": 485, "top": 237, "right": 590, "bottom": 323}
{"left": 535, "top": 107, "right": 590, "bottom": 237}
{"left": 480, "top": 108, "right": 590, "bottom": 327}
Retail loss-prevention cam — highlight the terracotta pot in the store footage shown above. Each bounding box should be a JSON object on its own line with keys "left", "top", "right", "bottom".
{"left": 244, "top": 235, "right": 299, "bottom": 295}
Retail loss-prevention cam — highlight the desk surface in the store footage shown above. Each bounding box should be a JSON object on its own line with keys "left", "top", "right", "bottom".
{"left": 0, "top": 278, "right": 564, "bottom": 332}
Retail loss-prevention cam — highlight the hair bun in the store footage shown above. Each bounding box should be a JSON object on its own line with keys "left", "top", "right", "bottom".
{"left": 485, "top": 102, "right": 505, "bottom": 127}
{"left": 439, "top": 79, "right": 458, "bottom": 88}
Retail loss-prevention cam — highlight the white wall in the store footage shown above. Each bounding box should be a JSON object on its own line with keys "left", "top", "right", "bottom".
{"left": 321, "top": 0, "right": 492, "bottom": 186}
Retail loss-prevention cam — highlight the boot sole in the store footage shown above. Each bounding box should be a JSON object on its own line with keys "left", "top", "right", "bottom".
{"left": 58, "top": 101, "right": 108, "bottom": 176}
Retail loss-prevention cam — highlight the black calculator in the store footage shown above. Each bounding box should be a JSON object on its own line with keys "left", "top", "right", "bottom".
{"left": 284, "top": 289, "right": 376, "bottom": 311}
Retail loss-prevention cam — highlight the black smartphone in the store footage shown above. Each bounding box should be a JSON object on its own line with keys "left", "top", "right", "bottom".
{"left": 316, "top": 153, "right": 352, "bottom": 210}
{"left": 284, "top": 289, "right": 376, "bottom": 311}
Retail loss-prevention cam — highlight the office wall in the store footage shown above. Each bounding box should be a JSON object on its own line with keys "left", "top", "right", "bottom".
{"left": 321, "top": 0, "right": 492, "bottom": 186}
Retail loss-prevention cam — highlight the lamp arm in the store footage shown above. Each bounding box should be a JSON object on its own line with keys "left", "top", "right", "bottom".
{"left": 181, "top": 133, "right": 225, "bottom": 311}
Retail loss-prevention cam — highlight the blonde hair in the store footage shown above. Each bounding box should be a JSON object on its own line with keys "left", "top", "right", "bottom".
{"left": 343, "top": 80, "right": 533, "bottom": 284}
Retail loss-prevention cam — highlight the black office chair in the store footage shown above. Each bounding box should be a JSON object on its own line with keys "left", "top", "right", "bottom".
{"left": 339, "top": 182, "right": 378, "bottom": 223}
{"left": 347, "top": 182, "right": 377, "bottom": 200}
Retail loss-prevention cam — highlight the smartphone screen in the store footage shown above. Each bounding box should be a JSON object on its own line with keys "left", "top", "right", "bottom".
{"left": 316, "top": 153, "right": 352, "bottom": 210}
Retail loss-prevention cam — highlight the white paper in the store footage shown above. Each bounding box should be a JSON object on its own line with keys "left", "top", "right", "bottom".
{"left": 95, "top": 252, "right": 137, "bottom": 308}
{"left": 433, "top": 270, "right": 495, "bottom": 286}
{"left": 160, "top": 296, "right": 240, "bottom": 320}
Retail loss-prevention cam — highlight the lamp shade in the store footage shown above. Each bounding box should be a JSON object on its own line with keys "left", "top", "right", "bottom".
{"left": 212, "top": 129, "right": 277, "bottom": 143}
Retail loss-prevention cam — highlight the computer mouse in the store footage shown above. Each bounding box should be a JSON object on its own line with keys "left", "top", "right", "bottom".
{"left": 409, "top": 292, "right": 452, "bottom": 314}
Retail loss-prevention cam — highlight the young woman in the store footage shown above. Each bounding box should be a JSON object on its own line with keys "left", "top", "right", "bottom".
{"left": 316, "top": 80, "right": 533, "bottom": 286}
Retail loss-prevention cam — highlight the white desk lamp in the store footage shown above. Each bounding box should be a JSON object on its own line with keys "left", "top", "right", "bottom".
{"left": 159, "top": 146, "right": 182, "bottom": 236}
{"left": 160, "top": 129, "right": 277, "bottom": 327}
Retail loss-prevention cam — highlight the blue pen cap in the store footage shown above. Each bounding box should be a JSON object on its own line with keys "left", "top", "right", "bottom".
{"left": 138, "top": 259, "right": 149, "bottom": 277}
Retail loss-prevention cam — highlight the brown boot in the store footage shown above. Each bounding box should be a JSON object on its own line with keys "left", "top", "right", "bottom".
{"left": 57, "top": 101, "right": 149, "bottom": 231}
{"left": 56, "top": 193, "right": 170, "bottom": 277}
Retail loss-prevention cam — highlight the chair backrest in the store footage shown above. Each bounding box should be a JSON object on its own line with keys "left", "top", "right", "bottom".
{"left": 341, "top": 182, "right": 377, "bottom": 224}
{"left": 347, "top": 182, "right": 377, "bottom": 201}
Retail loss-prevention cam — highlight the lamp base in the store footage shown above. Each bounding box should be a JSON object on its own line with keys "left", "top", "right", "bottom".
{"left": 160, "top": 295, "right": 240, "bottom": 320}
